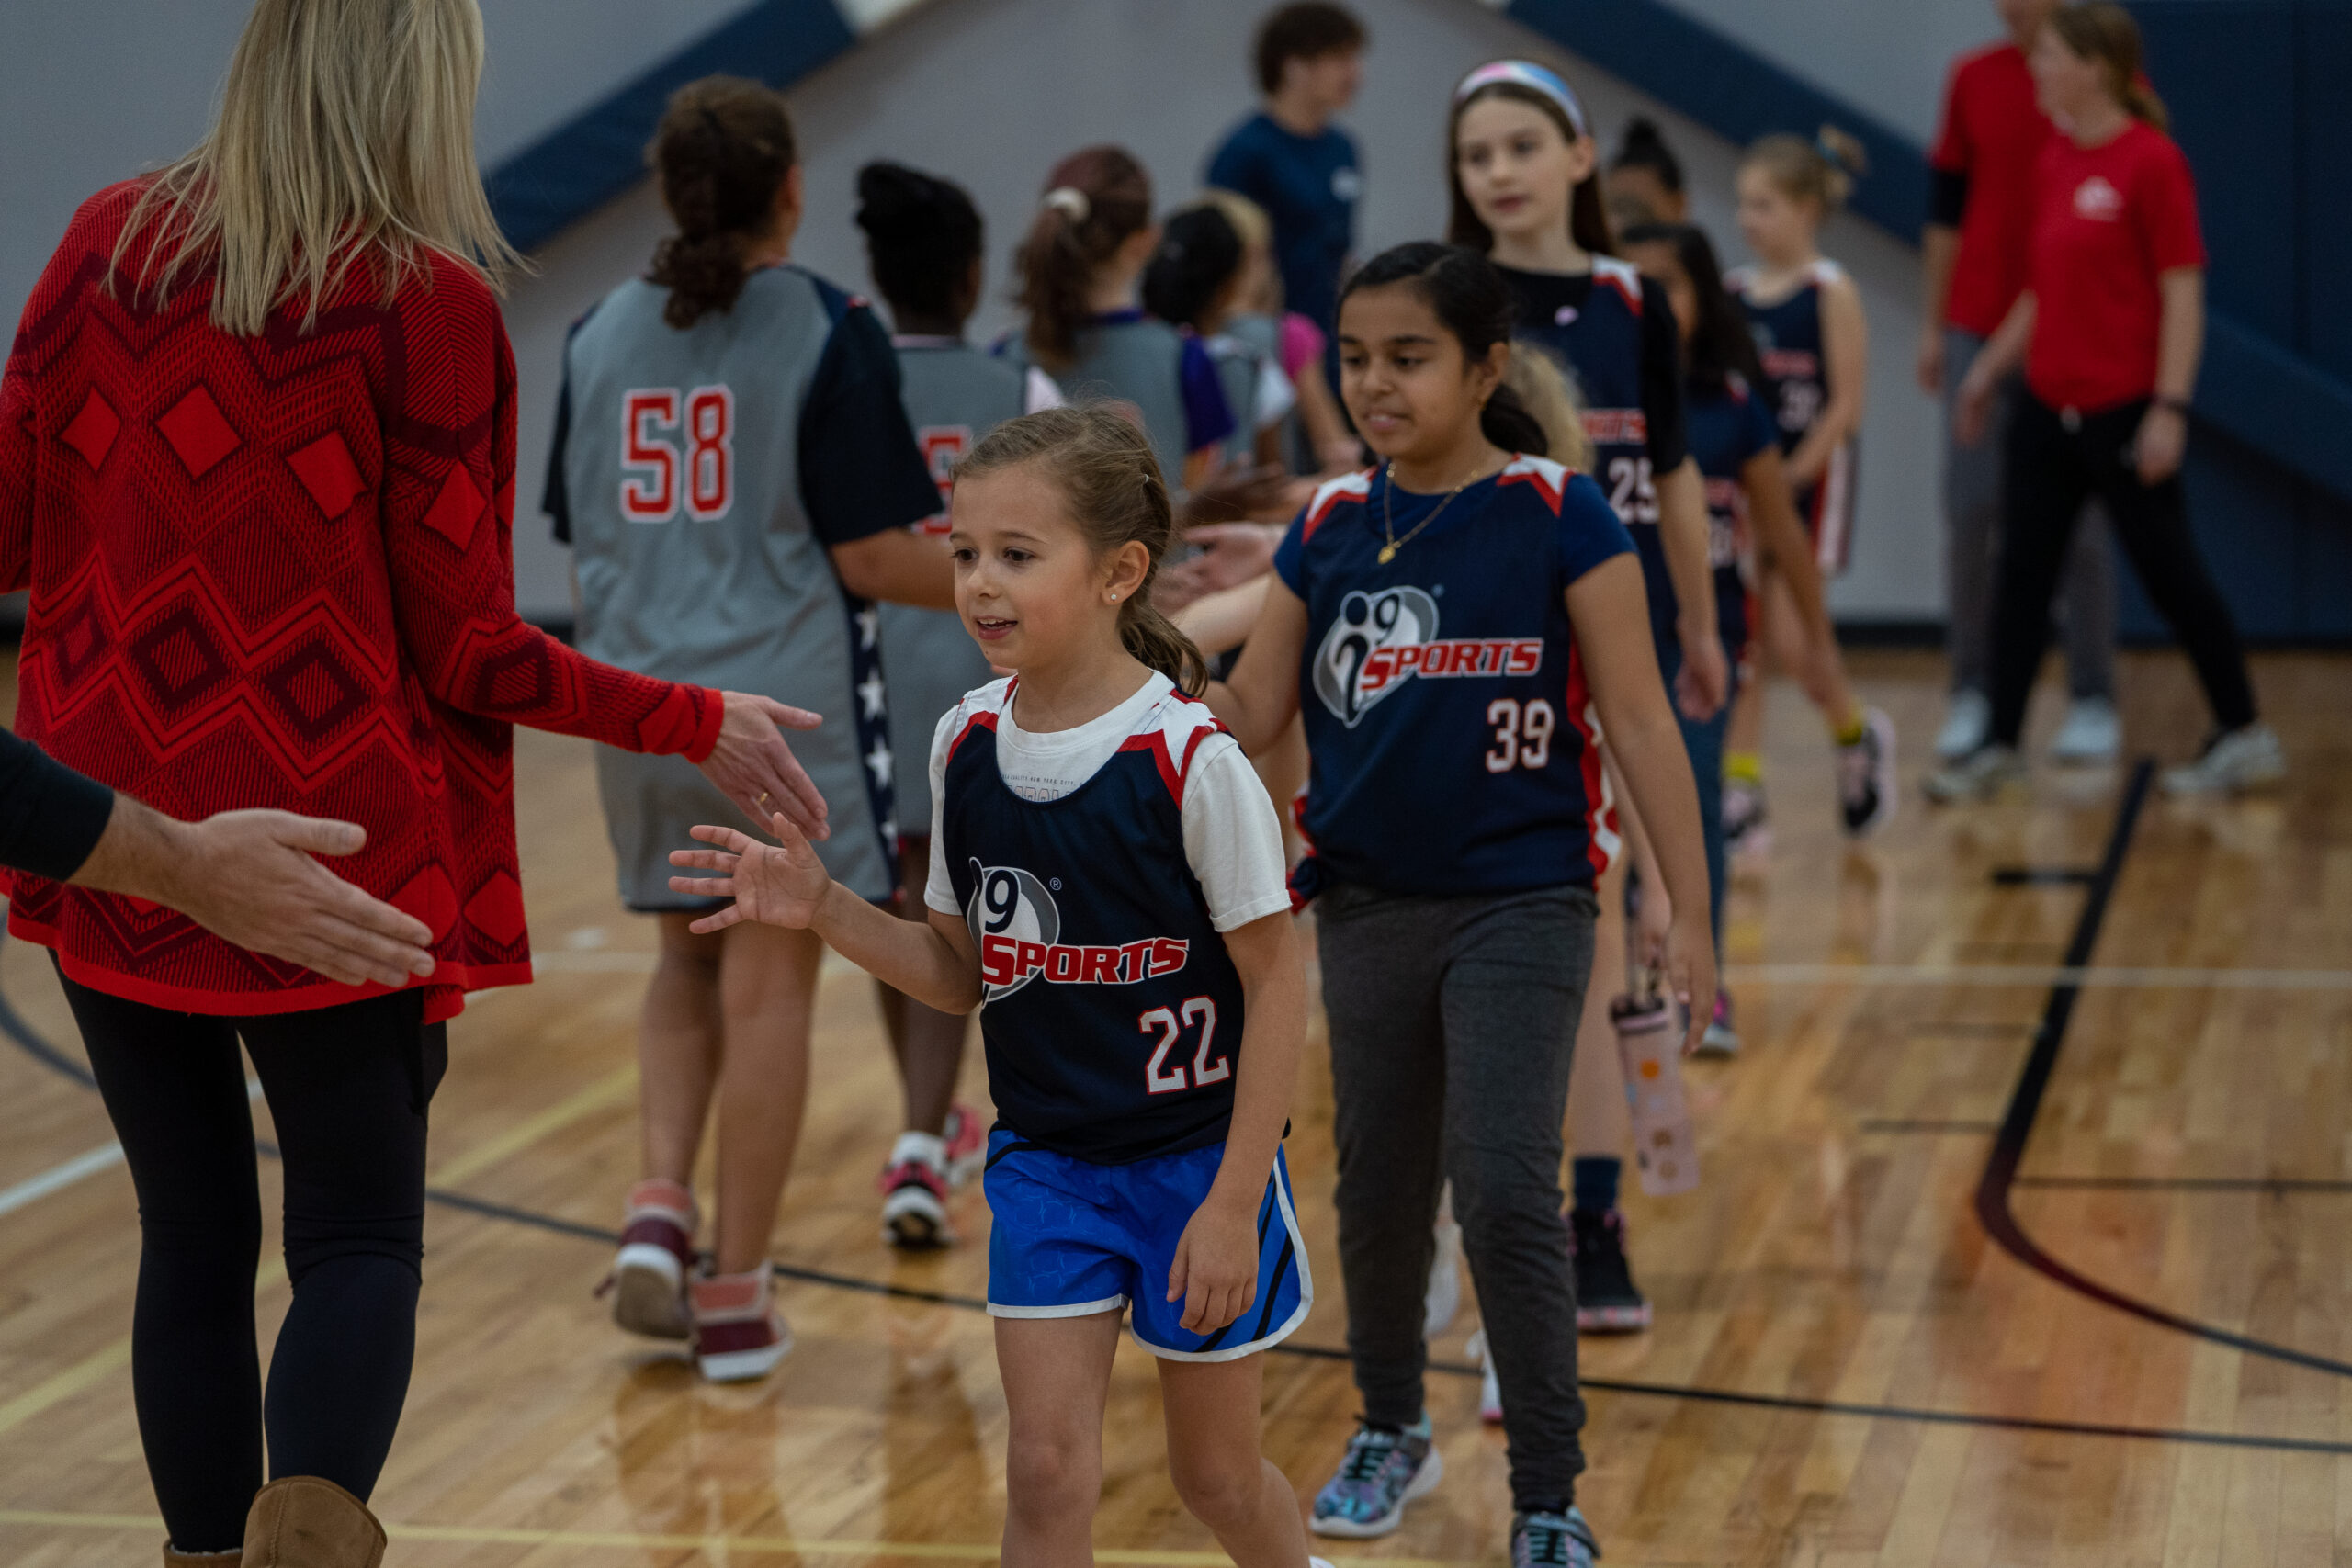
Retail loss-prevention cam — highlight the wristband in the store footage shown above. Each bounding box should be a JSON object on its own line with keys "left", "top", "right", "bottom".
{"left": 2153, "top": 394, "right": 2191, "bottom": 415}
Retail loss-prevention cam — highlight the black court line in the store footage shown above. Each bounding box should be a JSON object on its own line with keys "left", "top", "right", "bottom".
{"left": 0, "top": 984, "right": 94, "bottom": 1088}
{"left": 1991, "top": 866, "right": 2099, "bottom": 887}
{"left": 2017, "top": 1176, "right": 2352, "bottom": 1194}
{"left": 1974, "top": 760, "right": 2352, "bottom": 1382}
{"left": 1857, "top": 1119, "right": 1998, "bottom": 1134}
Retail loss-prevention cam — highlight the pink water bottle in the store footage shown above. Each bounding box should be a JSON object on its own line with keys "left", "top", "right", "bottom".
{"left": 1613, "top": 976, "right": 1698, "bottom": 1196}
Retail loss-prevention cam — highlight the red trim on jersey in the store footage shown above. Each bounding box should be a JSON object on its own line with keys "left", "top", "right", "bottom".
{"left": 1591, "top": 259, "right": 1645, "bottom": 316}
{"left": 1563, "top": 647, "right": 1613, "bottom": 880}
{"left": 944, "top": 705, "right": 1000, "bottom": 768}
{"left": 1300, "top": 469, "right": 1374, "bottom": 541}
{"left": 1497, "top": 457, "right": 1568, "bottom": 516}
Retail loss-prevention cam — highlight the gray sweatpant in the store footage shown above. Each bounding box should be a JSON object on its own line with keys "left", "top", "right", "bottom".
{"left": 1943, "top": 326, "right": 2117, "bottom": 699}
{"left": 1316, "top": 880, "right": 1597, "bottom": 1513}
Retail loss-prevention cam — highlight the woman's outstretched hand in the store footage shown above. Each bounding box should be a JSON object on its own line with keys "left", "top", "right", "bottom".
{"left": 668, "top": 812, "right": 832, "bottom": 934}
{"left": 696, "top": 692, "right": 831, "bottom": 840}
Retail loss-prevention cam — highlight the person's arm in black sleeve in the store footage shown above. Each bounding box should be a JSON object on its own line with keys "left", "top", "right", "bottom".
{"left": 803, "top": 299, "right": 957, "bottom": 609}
{"left": 0, "top": 728, "right": 114, "bottom": 881}
{"left": 1637, "top": 278, "right": 1690, "bottom": 474}
{"left": 543, "top": 369, "right": 573, "bottom": 546}
{"left": 6, "top": 728, "right": 438, "bottom": 987}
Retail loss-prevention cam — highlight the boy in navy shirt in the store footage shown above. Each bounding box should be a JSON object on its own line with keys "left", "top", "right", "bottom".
{"left": 1205, "top": 3, "right": 1366, "bottom": 340}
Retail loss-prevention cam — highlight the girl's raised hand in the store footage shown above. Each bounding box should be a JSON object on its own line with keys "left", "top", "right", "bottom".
{"left": 1665, "top": 907, "right": 1719, "bottom": 1056}
{"left": 667, "top": 812, "right": 832, "bottom": 934}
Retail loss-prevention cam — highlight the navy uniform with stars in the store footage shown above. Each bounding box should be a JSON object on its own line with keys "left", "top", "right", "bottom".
{"left": 547, "top": 263, "right": 939, "bottom": 909}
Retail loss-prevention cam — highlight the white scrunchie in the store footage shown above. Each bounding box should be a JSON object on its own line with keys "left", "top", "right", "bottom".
{"left": 1042, "top": 186, "right": 1091, "bottom": 224}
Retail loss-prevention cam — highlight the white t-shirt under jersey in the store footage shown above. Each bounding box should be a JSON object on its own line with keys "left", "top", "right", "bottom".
{"left": 923, "top": 672, "right": 1292, "bottom": 933}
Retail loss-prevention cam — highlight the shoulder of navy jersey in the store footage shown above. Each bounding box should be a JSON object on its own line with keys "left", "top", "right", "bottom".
{"left": 942, "top": 677, "right": 1017, "bottom": 768}
{"left": 943, "top": 677, "right": 1228, "bottom": 806}
{"left": 1590, "top": 254, "right": 1645, "bottom": 315}
{"left": 786, "top": 263, "right": 871, "bottom": 327}
{"left": 1298, "top": 467, "right": 1376, "bottom": 541}
{"left": 1494, "top": 452, "right": 1577, "bottom": 515}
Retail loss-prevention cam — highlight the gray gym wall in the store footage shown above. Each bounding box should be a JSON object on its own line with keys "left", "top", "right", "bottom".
{"left": 2, "top": 0, "right": 2012, "bottom": 627}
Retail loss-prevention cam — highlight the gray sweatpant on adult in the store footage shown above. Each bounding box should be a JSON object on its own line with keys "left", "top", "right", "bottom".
{"left": 1316, "top": 880, "right": 1597, "bottom": 1513}
{"left": 1943, "top": 326, "right": 2117, "bottom": 699}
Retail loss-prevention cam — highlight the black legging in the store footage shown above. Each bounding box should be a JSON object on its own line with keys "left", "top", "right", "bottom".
{"left": 1988, "top": 392, "right": 2256, "bottom": 749}
{"left": 57, "top": 972, "right": 446, "bottom": 1553}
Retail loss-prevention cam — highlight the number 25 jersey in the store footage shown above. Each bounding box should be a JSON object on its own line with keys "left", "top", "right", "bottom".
{"left": 1271, "top": 457, "right": 1635, "bottom": 900}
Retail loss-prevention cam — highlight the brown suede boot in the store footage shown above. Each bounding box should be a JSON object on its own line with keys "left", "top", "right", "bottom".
{"left": 242, "top": 1477, "right": 387, "bottom": 1568}
{"left": 163, "top": 1547, "right": 243, "bottom": 1565}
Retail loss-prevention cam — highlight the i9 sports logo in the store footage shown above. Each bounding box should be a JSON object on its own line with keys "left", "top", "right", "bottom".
{"left": 1311, "top": 587, "right": 1543, "bottom": 727}
{"left": 966, "top": 861, "right": 1190, "bottom": 1002}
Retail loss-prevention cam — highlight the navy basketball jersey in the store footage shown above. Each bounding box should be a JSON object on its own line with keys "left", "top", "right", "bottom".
{"left": 939, "top": 682, "right": 1247, "bottom": 1164}
{"left": 1499, "top": 257, "right": 1688, "bottom": 656}
{"left": 1681, "top": 374, "right": 1781, "bottom": 661}
{"left": 1272, "top": 457, "right": 1634, "bottom": 900}
{"left": 1730, "top": 259, "right": 1858, "bottom": 569}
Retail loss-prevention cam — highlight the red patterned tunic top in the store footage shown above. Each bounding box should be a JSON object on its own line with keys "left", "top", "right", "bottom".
{"left": 0, "top": 182, "right": 726, "bottom": 1022}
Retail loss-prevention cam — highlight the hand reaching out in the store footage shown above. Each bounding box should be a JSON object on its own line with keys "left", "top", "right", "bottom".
{"left": 695, "top": 692, "right": 831, "bottom": 839}
{"left": 667, "top": 812, "right": 833, "bottom": 935}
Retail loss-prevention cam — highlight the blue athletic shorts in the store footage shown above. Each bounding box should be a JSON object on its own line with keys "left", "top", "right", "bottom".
{"left": 982, "top": 1130, "right": 1312, "bottom": 1361}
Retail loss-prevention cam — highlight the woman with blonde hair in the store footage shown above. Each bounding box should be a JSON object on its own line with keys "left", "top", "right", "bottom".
{"left": 0, "top": 2, "right": 824, "bottom": 1562}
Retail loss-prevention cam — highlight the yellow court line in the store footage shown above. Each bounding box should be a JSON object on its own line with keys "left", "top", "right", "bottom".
{"left": 0, "top": 1509, "right": 1478, "bottom": 1566}
{"left": 426, "top": 1061, "right": 639, "bottom": 1188}
{"left": 0, "top": 1341, "right": 130, "bottom": 1438}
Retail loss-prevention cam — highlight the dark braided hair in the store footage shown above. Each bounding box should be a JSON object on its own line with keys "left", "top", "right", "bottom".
{"left": 855, "top": 161, "right": 984, "bottom": 326}
{"left": 646, "top": 76, "right": 797, "bottom": 330}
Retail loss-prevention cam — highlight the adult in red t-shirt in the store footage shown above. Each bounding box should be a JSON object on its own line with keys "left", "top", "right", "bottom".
{"left": 1921, "top": 0, "right": 2118, "bottom": 763}
{"left": 1928, "top": 3, "right": 2278, "bottom": 802}
{"left": 0, "top": 2, "right": 835, "bottom": 1557}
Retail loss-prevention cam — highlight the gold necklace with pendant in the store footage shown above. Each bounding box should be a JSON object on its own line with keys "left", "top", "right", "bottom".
{"left": 1378, "top": 459, "right": 1485, "bottom": 565}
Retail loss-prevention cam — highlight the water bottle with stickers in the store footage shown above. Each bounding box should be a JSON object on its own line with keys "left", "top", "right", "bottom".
{"left": 1613, "top": 969, "right": 1698, "bottom": 1196}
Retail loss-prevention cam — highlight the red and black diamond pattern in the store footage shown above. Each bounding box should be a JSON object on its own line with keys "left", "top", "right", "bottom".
{"left": 0, "top": 181, "right": 725, "bottom": 1021}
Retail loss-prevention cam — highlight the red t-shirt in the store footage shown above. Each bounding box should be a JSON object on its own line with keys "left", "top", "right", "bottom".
{"left": 2024, "top": 120, "right": 2206, "bottom": 411}
{"left": 1930, "top": 43, "right": 2055, "bottom": 336}
{"left": 0, "top": 182, "right": 728, "bottom": 1022}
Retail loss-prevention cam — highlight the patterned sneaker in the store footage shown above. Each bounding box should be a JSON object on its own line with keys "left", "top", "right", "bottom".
{"left": 879, "top": 1132, "right": 956, "bottom": 1249}
{"left": 1838, "top": 706, "right": 1896, "bottom": 836}
{"left": 1310, "top": 1417, "right": 1443, "bottom": 1538}
{"left": 1510, "top": 1506, "right": 1600, "bottom": 1568}
{"left": 1722, "top": 777, "right": 1770, "bottom": 863}
{"left": 940, "top": 1103, "right": 987, "bottom": 1189}
{"left": 1570, "top": 1207, "right": 1651, "bottom": 1333}
{"left": 1697, "top": 991, "right": 1741, "bottom": 1058}
{"left": 2161, "top": 723, "right": 2286, "bottom": 796}
{"left": 607, "top": 1179, "right": 696, "bottom": 1340}
{"left": 1923, "top": 744, "right": 2026, "bottom": 805}
{"left": 691, "top": 1269, "right": 793, "bottom": 1382}
{"left": 1464, "top": 1329, "right": 1502, "bottom": 1423}
{"left": 1424, "top": 1211, "right": 1463, "bottom": 1336}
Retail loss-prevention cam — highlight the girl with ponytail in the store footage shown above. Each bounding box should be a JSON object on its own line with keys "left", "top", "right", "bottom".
{"left": 1005, "top": 147, "right": 1238, "bottom": 496}
{"left": 670, "top": 400, "right": 1322, "bottom": 1566}
{"left": 1205, "top": 241, "right": 1716, "bottom": 1568}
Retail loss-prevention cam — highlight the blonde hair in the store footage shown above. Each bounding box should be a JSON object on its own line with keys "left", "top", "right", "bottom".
{"left": 2046, "top": 3, "right": 2168, "bottom": 131}
{"left": 111, "top": 0, "right": 521, "bottom": 336}
{"left": 1505, "top": 346, "right": 1593, "bottom": 471}
{"left": 1199, "top": 187, "right": 1273, "bottom": 256}
{"left": 1742, "top": 127, "right": 1869, "bottom": 214}
{"left": 956, "top": 406, "right": 1210, "bottom": 697}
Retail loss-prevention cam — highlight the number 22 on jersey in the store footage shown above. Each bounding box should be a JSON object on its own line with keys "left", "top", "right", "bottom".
{"left": 621, "top": 385, "right": 735, "bottom": 523}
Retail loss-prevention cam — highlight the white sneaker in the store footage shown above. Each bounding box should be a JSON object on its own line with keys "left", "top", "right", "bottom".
{"left": 1465, "top": 1329, "right": 1502, "bottom": 1423}
{"left": 1423, "top": 1214, "right": 1463, "bottom": 1336}
{"left": 2048, "top": 697, "right": 2120, "bottom": 764}
{"left": 1923, "top": 745, "right": 2026, "bottom": 805}
{"left": 2161, "top": 724, "right": 2285, "bottom": 795}
{"left": 1935, "top": 690, "right": 1991, "bottom": 761}
{"left": 879, "top": 1132, "right": 955, "bottom": 1249}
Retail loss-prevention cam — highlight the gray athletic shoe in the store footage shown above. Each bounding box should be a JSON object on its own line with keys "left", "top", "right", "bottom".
{"left": 1310, "top": 1417, "right": 1442, "bottom": 1538}
{"left": 2161, "top": 724, "right": 2285, "bottom": 795}
{"left": 1511, "top": 1506, "right": 1600, "bottom": 1568}
{"left": 2048, "top": 696, "right": 2120, "bottom": 764}
{"left": 1935, "top": 689, "right": 1990, "bottom": 761}
{"left": 1924, "top": 745, "right": 2026, "bottom": 805}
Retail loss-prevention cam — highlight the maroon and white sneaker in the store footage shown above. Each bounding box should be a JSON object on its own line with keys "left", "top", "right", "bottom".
{"left": 608, "top": 1179, "right": 696, "bottom": 1340}
{"left": 879, "top": 1132, "right": 956, "bottom": 1249}
{"left": 941, "top": 1103, "right": 987, "bottom": 1189}
{"left": 691, "top": 1269, "right": 793, "bottom": 1382}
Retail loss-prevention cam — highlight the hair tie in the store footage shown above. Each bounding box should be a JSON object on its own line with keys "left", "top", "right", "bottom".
{"left": 1043, "top": 186, "right": 1091, "bottom": 224}
{"left": 1453, "top": 60, "right": 1589, "bottom": 139}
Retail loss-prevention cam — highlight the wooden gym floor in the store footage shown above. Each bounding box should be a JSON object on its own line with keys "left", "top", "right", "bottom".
{"left": 1, "top": 648, "right": 2348, "bottom": 1567}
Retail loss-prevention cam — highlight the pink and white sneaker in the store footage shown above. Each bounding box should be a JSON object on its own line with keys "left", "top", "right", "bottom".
{"left": 690, "top": 1269, "right": 793, "bottom": 1382}
{"left": 941, "top": 1103, "right": 987, "bottom": 1189}
{"left": 607, "top": 1179, "right": 697, "bottom": 1340}
{"left": 879, "top": 1133, "right": 955, "bottom": 1249}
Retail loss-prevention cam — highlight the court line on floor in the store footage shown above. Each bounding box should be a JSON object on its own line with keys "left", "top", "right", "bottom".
{"left": 1975, "top": 762, "right": 2352, "bottom": 1382}
{"left": 0, "top": 1079, "right": 263, "bottom": 1220}
{"left": 0, "top": 1508, "right": 1477, "bottom": 1565}
{"left": 2016, "top": 1175, "right": 2352, "bottom": 1193}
